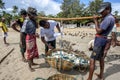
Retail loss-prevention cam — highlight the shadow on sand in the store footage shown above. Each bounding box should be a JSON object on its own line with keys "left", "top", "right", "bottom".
{"left": 106, "top": 54, "right": 120, "bottom": 62}
{"left": 104, "top": 64, "right": 120, "bottom": 79}
{"left": 9, "top": 42, "right": 20, "bottom": 45}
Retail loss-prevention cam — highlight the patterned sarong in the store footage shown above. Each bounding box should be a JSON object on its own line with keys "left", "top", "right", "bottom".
{"left": 26, "top": 34, "right": 39, "bottom": 60}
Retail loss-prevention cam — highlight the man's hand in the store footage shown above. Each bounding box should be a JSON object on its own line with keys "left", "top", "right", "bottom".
{"left": 48, "top": 44, "right": 53, "bottom": 49}
{"left": 35, "top": 33, "right": 39, "bottom": 38}
{"left": 93, "top": 15, "right": 99, "bottom": 22}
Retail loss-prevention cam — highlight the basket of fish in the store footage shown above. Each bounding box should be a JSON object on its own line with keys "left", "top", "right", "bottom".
{"left": 45, "top": 49, "right": 90, "bottom": 72}
{"left": 35, "top": 74, "right": 76, "bottom": 80}
{"left": 47, "top": 74, "right": 76, "bottom": 80}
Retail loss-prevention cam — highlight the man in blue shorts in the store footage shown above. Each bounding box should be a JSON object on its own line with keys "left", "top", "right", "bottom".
{"left": 87, "top": 2, "right": 115, "bottom": 80}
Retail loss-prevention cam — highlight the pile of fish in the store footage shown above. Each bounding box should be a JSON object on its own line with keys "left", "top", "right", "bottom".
{"left": 47, "top": 50, "right": 90, "bottom": 66}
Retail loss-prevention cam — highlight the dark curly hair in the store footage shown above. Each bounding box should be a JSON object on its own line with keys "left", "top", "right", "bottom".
{"left": 20, "top": 9, "right": 27, "bottom": 15}
{"left": 39, "top": 20, "right": 47, "bottom": 27}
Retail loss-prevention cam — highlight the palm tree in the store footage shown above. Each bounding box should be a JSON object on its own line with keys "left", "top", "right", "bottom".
{"left": 114, "top": 11, "right": 119, "bottom": 16}
{"left": 0, "top": 0, "right": 5, "bottom": 16}
{"left": 12, "top": 5, "right": 18, "bottom": 15}
{"left": 0, "top": 0, "right": 5, "bottom": 9}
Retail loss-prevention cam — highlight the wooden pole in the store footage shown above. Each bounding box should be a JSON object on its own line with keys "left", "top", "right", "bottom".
{"left": 37, "top": 16, "right": 101, "bottom": 21}
{"left": 0, "top": 48, "right": 14, "bottom": 64}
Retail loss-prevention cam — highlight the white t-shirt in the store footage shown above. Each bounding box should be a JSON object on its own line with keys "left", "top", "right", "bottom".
{"left": 40, "top": 21, "right": 57, "bottom": 41}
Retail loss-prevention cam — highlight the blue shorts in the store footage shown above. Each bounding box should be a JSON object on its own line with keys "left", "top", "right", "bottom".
{"left": 90, "top": 37, "right": 107, "bottom": 60}
{"left": 91, "top": 46, "right": 105, "bottom": 60}
{"left": 45, "top": 40, "right": 56, "bottom": 52}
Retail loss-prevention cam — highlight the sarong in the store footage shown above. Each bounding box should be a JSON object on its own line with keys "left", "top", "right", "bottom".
{"left": 26, "top": 34, "right": 39, "bottom": 60}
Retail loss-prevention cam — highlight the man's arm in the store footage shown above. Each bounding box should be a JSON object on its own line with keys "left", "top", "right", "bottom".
{"left": 41, "top": 37, "right": 49, "bottom": 46}
{"left": 11, "top": 21, "right": 20, "bottom": 32}
{"left": 93, "top": 16, "right": 103, "bottom": 34}
{"left": 41, "top": 37, "right": 53, "bottom": 49}
{"left": 56, "top": 23, "right": 61, "bottom": 33}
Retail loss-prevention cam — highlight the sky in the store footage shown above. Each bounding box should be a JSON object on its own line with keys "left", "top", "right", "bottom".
{"left": 1, "top": 0, "right": 120, "bottom": 15}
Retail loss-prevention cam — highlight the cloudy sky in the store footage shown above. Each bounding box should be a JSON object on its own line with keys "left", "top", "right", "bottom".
{"left": 2, "top": 0, "right": 120, "bottom": 15}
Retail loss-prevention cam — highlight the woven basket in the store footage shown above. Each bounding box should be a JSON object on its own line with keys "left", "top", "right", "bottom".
{"left": 47, "top": 74, "right": 76, "bottom": 80}
{"left": 45, "top": 49, "right": 74, "bottom": 71}
{"left": 74, "top": 64, "right": 89, "bottom": 73}
{"left": 45, "top": 57, "right": 74, "bottom": 71}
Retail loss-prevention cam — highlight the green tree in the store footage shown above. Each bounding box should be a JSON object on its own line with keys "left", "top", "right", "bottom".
{"left": 12, "top": 5, "right": 18, "bottom": 15}
{"left": 60, "top": 0, "right": 85, "bottom": 23}
{"left": 1, "top": 10, "right": 12, "bottom": 26}
{"left": 4, "top": 13, "right": 12, "bottom": 27}
{"left": 0, "top": 0, "right": 5, "bottom": 9}
{"left": 88, "top": 0, "right": 103, "bottom": 15}
{"left": 61, "top": 0, "right": 85, "bottom": 18}
{"left": 114, "top": 11, "right": 119, "bottom": 16}
{"left": 2, "top": 10, "right": 6, "bottom": 16}
{"left": 47, "top": 14, "right": 55, "bottom": 18}
{"left": 0, "top": 0, "right": 5, "bottom": 16}
{"left": 56, "top": 11, "right": 64, "bottom": 18}
{"left": 12, "top": 5, "right": 19, "bottom": 20}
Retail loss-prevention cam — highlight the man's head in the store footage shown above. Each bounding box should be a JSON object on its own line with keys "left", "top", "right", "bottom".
{"left": 19, "top": 9, "right": 27, "bottom": 19}
{"left": 39, "top": 20, "right": 50, "bottom": 29}
{"left": 1, "top": 17, "right": 5, "bottom": 22}
{"left": 27, "top": 7, "right": 37, "bottom": 19}
{"left": 98, "top": 2, "right": 111, "bottom": 16}
{"left": 20, "top": 9, "right": 27, "bottom": 16}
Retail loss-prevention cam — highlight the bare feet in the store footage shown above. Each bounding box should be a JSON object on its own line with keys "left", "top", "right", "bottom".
{"left": 29, "top": 67, "right": 35, "bottom": 72}
{"left": 22, "top": 58, "right": 28, "bottom": 62}
{"left": 5, "top": 43, "right": 9, "bottom": 46}
{"left": 31, "top": 63, "right": 38, "bottom": 66}
{"left": 95, "top": 73, "right": 104, "bottom": 80}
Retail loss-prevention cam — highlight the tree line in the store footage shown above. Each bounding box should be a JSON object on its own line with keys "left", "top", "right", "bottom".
{"left": 0, "top": 0, "right": 119, "bottom": 26}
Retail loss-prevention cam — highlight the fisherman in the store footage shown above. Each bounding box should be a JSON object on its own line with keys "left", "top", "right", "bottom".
{"left": 11, "top": 9, "right": 27, "bottom": 62}
{"left": 39, "top": 20, "right": 61, "bottom": 56}
{"left": 87, "top": 2, "right": 115, "bottom": 80}
{"left": 21, "top": 7, "right": 39, "bottom": 71}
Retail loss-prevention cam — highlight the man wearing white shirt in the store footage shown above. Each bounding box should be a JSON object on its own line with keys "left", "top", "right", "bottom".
{"left": 39, "top": 20, "right": 61, "bottom": 56}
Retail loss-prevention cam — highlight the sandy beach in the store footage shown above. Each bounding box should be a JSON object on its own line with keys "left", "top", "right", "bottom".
{"left": 0, "top": 27, "right": 120, "bottom": 80}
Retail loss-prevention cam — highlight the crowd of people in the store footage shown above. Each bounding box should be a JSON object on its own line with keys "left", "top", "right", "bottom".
{"left": 0, "top": 7, "right": 61, "bottom": 71}
{"left": 0, "top": 1, "right": 120, "bottom": 79}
